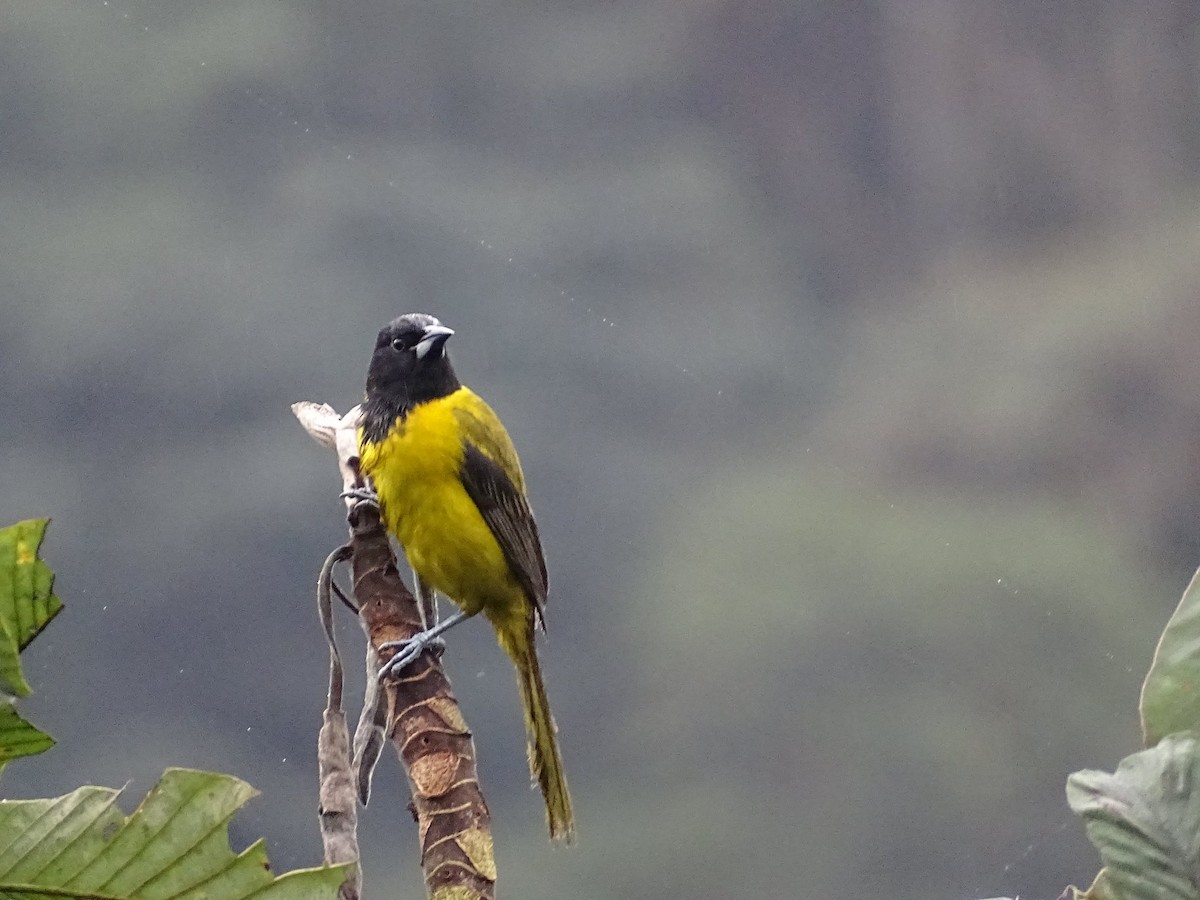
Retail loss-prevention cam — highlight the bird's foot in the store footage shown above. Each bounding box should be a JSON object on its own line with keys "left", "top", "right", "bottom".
{"left": 377, "top": 631, "right": 447, "bottom": 679}
{"left": 340, "top": 486, "right": 380, "bottom": 509}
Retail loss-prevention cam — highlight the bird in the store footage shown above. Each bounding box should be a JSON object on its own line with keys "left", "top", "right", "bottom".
{"left": 353, "top": 312, "right": 574, "bottom": 843}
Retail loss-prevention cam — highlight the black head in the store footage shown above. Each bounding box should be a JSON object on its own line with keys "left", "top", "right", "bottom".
{"left": 362, "top": 313, "right": 461, "bottom": 439}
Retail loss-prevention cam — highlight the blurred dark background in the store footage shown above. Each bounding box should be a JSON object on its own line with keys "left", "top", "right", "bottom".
{"left": 4, "top": 3, "right": 1200, "bottom": 898}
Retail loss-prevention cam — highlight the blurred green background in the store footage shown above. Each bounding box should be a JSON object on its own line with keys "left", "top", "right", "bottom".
{"left": 4, "top": 3, "right": 1200, "bottom": 898}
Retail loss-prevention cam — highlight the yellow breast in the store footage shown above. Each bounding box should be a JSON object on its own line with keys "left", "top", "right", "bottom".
{"left": 358, "top": 390, "right": 521, "bottom": 617}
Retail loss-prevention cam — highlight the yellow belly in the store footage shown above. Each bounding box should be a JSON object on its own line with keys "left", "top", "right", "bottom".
{"left": 358, "top": 392, "right": 525, "bottom": 621}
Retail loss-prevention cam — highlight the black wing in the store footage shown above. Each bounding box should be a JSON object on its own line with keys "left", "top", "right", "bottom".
{"left": 460, "top": 442, "right": 550, "bottom": 627}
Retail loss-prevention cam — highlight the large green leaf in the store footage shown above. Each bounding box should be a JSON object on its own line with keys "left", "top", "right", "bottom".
{"left": 0, "top": 518, "right": 64, "bottom": 697}
{"left": 0, "top": 768, "right": 347, "bottom": 899}
{"left": 1140, "top": 566, "right": 1200, "bottom": 747}
{"left": 1067, "top": 732, "right": 1200, "bottom": 900}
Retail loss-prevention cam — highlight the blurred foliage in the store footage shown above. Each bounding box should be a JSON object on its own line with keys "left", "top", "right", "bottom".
{"left": 617, "top": 458, "right": 1173, "bottom": 899}
{"left": 2, "top": 3, "right": 1200, "bottom": 899}
{"left": 816, "top": 211, "right": 1200, "bottom": 575}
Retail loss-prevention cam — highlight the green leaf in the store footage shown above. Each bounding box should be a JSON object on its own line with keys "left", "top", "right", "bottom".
{"left": 0, "top": 518, "right": 64, "bottom": 697}
{"left": 1141, "top": 566, "right": 1200, "bottom": 747}
{"left": 1067, "top": 732, "right": 1200, "bottom": 900}
{"left": 0, "top": 703, "right": 54, "bottom": 765}
{"left": 0, "top": 768, "right": 348, "bottom": 899}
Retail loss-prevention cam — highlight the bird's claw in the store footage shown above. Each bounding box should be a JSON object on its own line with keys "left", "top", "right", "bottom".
{"left": 340, "top": 487, "right": 380, "bottom": 509}
{"left": 377, "top": 632, "right": 447, "bottom": 679}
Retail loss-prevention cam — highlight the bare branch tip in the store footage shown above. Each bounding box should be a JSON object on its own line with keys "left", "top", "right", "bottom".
{"left": 293, "top": 400, "right": 343, "bottom": 450}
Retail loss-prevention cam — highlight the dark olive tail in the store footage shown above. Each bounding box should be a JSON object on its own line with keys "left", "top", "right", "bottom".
{"left": 499, "top": 618, "right": 575, "bottom": 842}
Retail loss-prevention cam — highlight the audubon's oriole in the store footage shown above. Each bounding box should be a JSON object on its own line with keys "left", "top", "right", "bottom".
{"left": 355, "top": 313, "right": 574, "bottom": 843}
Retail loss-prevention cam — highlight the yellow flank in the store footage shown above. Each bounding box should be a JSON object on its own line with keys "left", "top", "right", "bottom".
{"left": 357, "top": 387, "right": 525, "bottom": 628}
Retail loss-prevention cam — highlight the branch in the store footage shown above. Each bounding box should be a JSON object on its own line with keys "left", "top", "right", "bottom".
{"left": 293, "top": 401, "right": 497, "bottom": 900}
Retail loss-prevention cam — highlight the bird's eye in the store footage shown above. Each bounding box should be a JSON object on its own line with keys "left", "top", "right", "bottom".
{"left": 391, "top": 337, "right": 406, "bottom": 352}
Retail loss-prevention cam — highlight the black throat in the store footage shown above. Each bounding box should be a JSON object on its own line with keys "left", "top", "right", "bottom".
{"left": 361, "top": 355, "right": 462, "bottom": 445}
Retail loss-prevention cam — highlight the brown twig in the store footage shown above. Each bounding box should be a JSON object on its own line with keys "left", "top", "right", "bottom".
{"left": 316, "top": 542, "right": 360, "bottom": 900}
{"left": 294, "top": 401, "right": 497, "bottom": 900}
